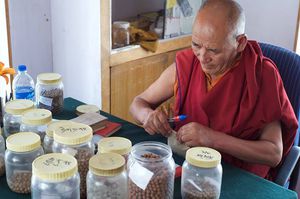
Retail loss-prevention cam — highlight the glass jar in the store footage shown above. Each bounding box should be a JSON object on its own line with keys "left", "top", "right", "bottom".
{"left": 112, "top": 21, "right": 130, "bottom": 49}
{"left": 5, "top": 132, "right": 44, "bottom": 193}
{"left": 0, "top": 128, "right": 5, "bottom": 176}
{"left": 181, "top": 147, "right": 222, "bottom": 199}
{"left": 87, "top": 153, "right": 127, "bottom": 199}
{"left": 36, "top": 73, "right": 64, "bottom": 115}
{"left": 31, "top": 153, "right": 80, "bottom": 199}
{"left": 127, "top": 141, "right": 175, "bottom": 199}
{"left": 52, "top": 122, "right": 94, "bottom": 198}
{"left": 3, "top": 99, "right": 34, "bottom": 138}
{"left": 75, "top": 104, "right": 100, "bottom": 116}
{"left": 20, "top": 108, "right": 52, "bottom": 141}
{"left": 98, "top": 137, "right": 132, "bottom": 162}
{"left": 43, "top": 120, "right": 74, "bottom": 154}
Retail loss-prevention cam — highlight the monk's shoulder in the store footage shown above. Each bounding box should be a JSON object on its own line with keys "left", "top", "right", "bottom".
{"left": 176, "top": 48, "right": 195, "bottom": 64}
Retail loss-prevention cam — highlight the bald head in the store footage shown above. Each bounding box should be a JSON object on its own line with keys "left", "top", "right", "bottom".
{"left": 196, "top": 0, "right": 245, "bottom": 39}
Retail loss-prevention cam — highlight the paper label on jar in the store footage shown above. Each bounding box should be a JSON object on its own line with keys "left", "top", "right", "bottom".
{"left": 62, "top": 147, "right": 78, "bottom": 157}
{"left": 39, "top": 95, "right": 53, "bottom": 107}
{"left": 128, "top": 162, "right": 154, "bottom": 190}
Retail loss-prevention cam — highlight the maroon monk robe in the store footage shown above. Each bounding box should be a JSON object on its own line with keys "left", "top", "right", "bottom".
{"left": 173, "top": 40, "right": 298, "bottom": 180}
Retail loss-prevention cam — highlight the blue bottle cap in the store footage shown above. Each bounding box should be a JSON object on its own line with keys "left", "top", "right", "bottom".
{"left": 18, "top": 65, "right": 27, "bottom": 72}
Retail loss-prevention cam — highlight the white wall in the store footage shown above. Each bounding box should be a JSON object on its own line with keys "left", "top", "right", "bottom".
{"left": 51, "top": 0, "right": 101, "bottom": 107}
{"left": 7, "top": 0, "right": 299, "bottom": 109}
{"left": 8, "top": 0, "right": 52, "bottom": 80}
{"left": 237, "top": 0, "right": 299, "bottom": 50}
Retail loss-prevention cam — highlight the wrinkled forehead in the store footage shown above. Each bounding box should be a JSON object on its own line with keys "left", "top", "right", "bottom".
{"left": 192, "top": 10, "right": 232, "bottom": 47}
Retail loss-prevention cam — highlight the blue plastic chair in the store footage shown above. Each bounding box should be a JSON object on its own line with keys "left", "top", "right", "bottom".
{"left": 259, "top": 42, "right": 300, "bottom": 192}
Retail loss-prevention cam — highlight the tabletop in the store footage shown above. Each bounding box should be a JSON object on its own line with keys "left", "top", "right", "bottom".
{"left": 0, "top": 97, "right": 297, "bottom": 199}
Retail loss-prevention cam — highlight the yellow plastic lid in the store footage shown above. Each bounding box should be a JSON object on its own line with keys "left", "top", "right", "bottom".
{"left": 46, "top": 120, "right": 74, "bottom": 137}
{"left": 186, "top": 147, "right": 221, "bottom": 168}
{"left": 98, "top": 137, "right": 132, "bottom": 155}
{"left": 53, "top": 122, "right": 93, "bottom": 145}
{"left": 22, "top": 109, "right": 52, "bottom": 125}
{"left": 89, "top": 153, "right": 125, "bottom": 176}
{"left": 32, "top": 153, "right": 78, "bottom": 181}
{"left": 76, "top": 104, "right": 100, "bottom": 115}
{"left": 5, "top": 100, "right": 34, "bottom": 115}
{"left": 6, "top": 132, "right": 41, "bottom": 152}
{"left": 37, "top": 73, "right": 62, "bottom": 84}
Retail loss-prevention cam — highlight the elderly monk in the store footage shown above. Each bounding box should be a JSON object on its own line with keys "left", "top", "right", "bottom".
{"left": 129, "top": 0, "right": 298, "bottom": 180}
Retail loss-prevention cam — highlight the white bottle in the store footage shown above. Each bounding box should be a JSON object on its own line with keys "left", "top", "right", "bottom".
{"left": 12, "top": 65, "right": 35, "bottom": 101}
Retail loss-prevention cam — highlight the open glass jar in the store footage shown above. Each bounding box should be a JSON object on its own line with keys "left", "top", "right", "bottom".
{"left": 127, "top": 141, "right": 175, "bottom": 199}
{"left": 5, "top": 132, "right": 44, "bottom": 193}
{"left": 87, "top": 153, "right": 127, "bottom": 199}
{"left": 52, "top": 122, "right": 94, "bottom": 198}
{"left": 20, "top": 109, "right": 52, "bottom": 141}
{"left": 31, "top": 153, "right": 80, "bottom": 199}
{"left": 36, "top": 73, "right": 64, "bottom": 115}
{"left": 3, "top": 99, "right": 34, "bottom": 138}
{"left": 181, "top": 147, "right": 222, "bottom": 199}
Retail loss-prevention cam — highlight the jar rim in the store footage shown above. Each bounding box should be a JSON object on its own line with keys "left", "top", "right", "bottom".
{"left": 130, "top": 141, "right": 172, "bottom": 163}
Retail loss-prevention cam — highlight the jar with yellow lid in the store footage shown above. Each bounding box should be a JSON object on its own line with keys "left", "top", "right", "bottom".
{"left": 87, "top": 153, "right": 127, "bottom": 199}
{"left": 76, "top": 104, "right": 100, "bottom": 116}
{"left": 181, "top": 147, "right": 222, "bottom": 199}
{"left": 127, "top": 141, "right": 175, "bottom": 199}
{"left": 112, "top": 21, "right": 130, "bottom": 49}
{"left": 31, "top": 153, "right": 80, "bottom": 199}
{"left": 3, "top": 99, "right": 34, "bottom": 138}
{"left": 52, "top": 122, "right": 94, "bottom": 198}
{"left": 5, "top": 132, "right": 44, "bottom": 193}
{"left": 43, "top": 120, "right": 74, "bottom": 154}
{"left": 20, "top": 108, "right": 52, "bottom": 141}
{"left": 36, "top": 73, "right": 64, "bottom": 115}
{"left": 98, "top": 137, "right": 132, "bottom": 162}
{"left": 0, "top": 128, "right": 5, "bottom": 176}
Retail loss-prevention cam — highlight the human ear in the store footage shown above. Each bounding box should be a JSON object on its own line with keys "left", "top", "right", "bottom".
{"left": 236, "top": 34, "right": 247, "bottom": 52}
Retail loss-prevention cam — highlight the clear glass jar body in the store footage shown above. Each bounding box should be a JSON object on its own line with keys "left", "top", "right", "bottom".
{"left": 20, "top": 123, "right": 48, "bottom": 141}
{"left": 127, "top": 141, "right": 175, "bottom": 199}
{"left": 0, "top": 134, "right": 5, "bottom": 176}
{"left": 181, "top": 161, "right": 222, "bottom": 199}
{"left": 5, "top": 146, "right": 44, "bottom": 193}
{"left": 43, "top": 134, "right": 54, "bottom": 154}
{"left": 87, "top": 170, "right": 127, "bottom": 199}
{"left": 52, "top": 140, "right": 94, "bottom": 198}
{"left": 112, "top": 22, "right": 130, "bottom": 49}
{"left": 36, "top": 81, "right": 64, "bottom": 115}
{"left": 31, "top": 172, "right": 80, "bottom": 199}
{"left": 3, "top": 112, "right": 22, "bottom": 138}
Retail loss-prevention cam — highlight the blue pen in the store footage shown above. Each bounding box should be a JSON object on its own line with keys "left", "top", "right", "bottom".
{"left": 168, "top": 114, "right": 187, "bottom": 122}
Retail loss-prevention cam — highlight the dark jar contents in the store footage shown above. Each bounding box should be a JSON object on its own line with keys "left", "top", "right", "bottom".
{"left": 112, "top": 21, "right": 130, "bottom": 49}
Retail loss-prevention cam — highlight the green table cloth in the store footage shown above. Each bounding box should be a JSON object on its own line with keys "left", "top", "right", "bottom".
{"left": 0, "top": 97, "right": 297, "bottom": 199}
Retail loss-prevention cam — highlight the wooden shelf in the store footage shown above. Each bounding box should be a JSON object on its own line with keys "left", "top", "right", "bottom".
{"left": 110, "top": 35, "right": 192, "bottom": 66}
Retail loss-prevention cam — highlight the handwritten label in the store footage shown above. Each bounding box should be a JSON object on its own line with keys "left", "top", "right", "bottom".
{"left": 43, "top": 157, "right": 71, "bottom": 167}
{"left": 58, "top": 126, "right": 88, "bottom": 134}
{"left": 129, "top": 162, "right": 153, "bottom": 190}
{"left": 197, "top": 150, "right": 214, "bottom": 160}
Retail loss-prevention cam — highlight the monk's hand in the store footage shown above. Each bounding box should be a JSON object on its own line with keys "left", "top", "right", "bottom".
{"left": 177, "top": 122, "right": 214, "bottom": 147}
{"left": 142, "top": 109, "right": 172, "bottom": 137}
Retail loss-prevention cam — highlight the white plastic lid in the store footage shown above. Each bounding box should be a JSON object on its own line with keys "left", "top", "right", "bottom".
{"left": 6, "top": 132, "right": 41, "bottom": 152}
{"left": 5, "top": 100, "right": 34, "bottom": 115}
{"left": 32, "top": 153, "right": 78, "bottom": 181}
{"left": 186, "top": 147, "right": 221, "bottom": 168}
{"left": 113, "top": 21, "right": 130, "bottom": 29}
{"left": 22, "top": 109, "right": 52, "bottom": 125}
{"left": 37, "top": 73, "right": 62, "bottom": 84}
{"left": 53, "top": 122, "right": 93, "bottom": 145}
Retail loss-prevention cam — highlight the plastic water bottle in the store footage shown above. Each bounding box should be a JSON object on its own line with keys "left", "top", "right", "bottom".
{"left": 12, "top": 65, "right": 35, "bottom": 101}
